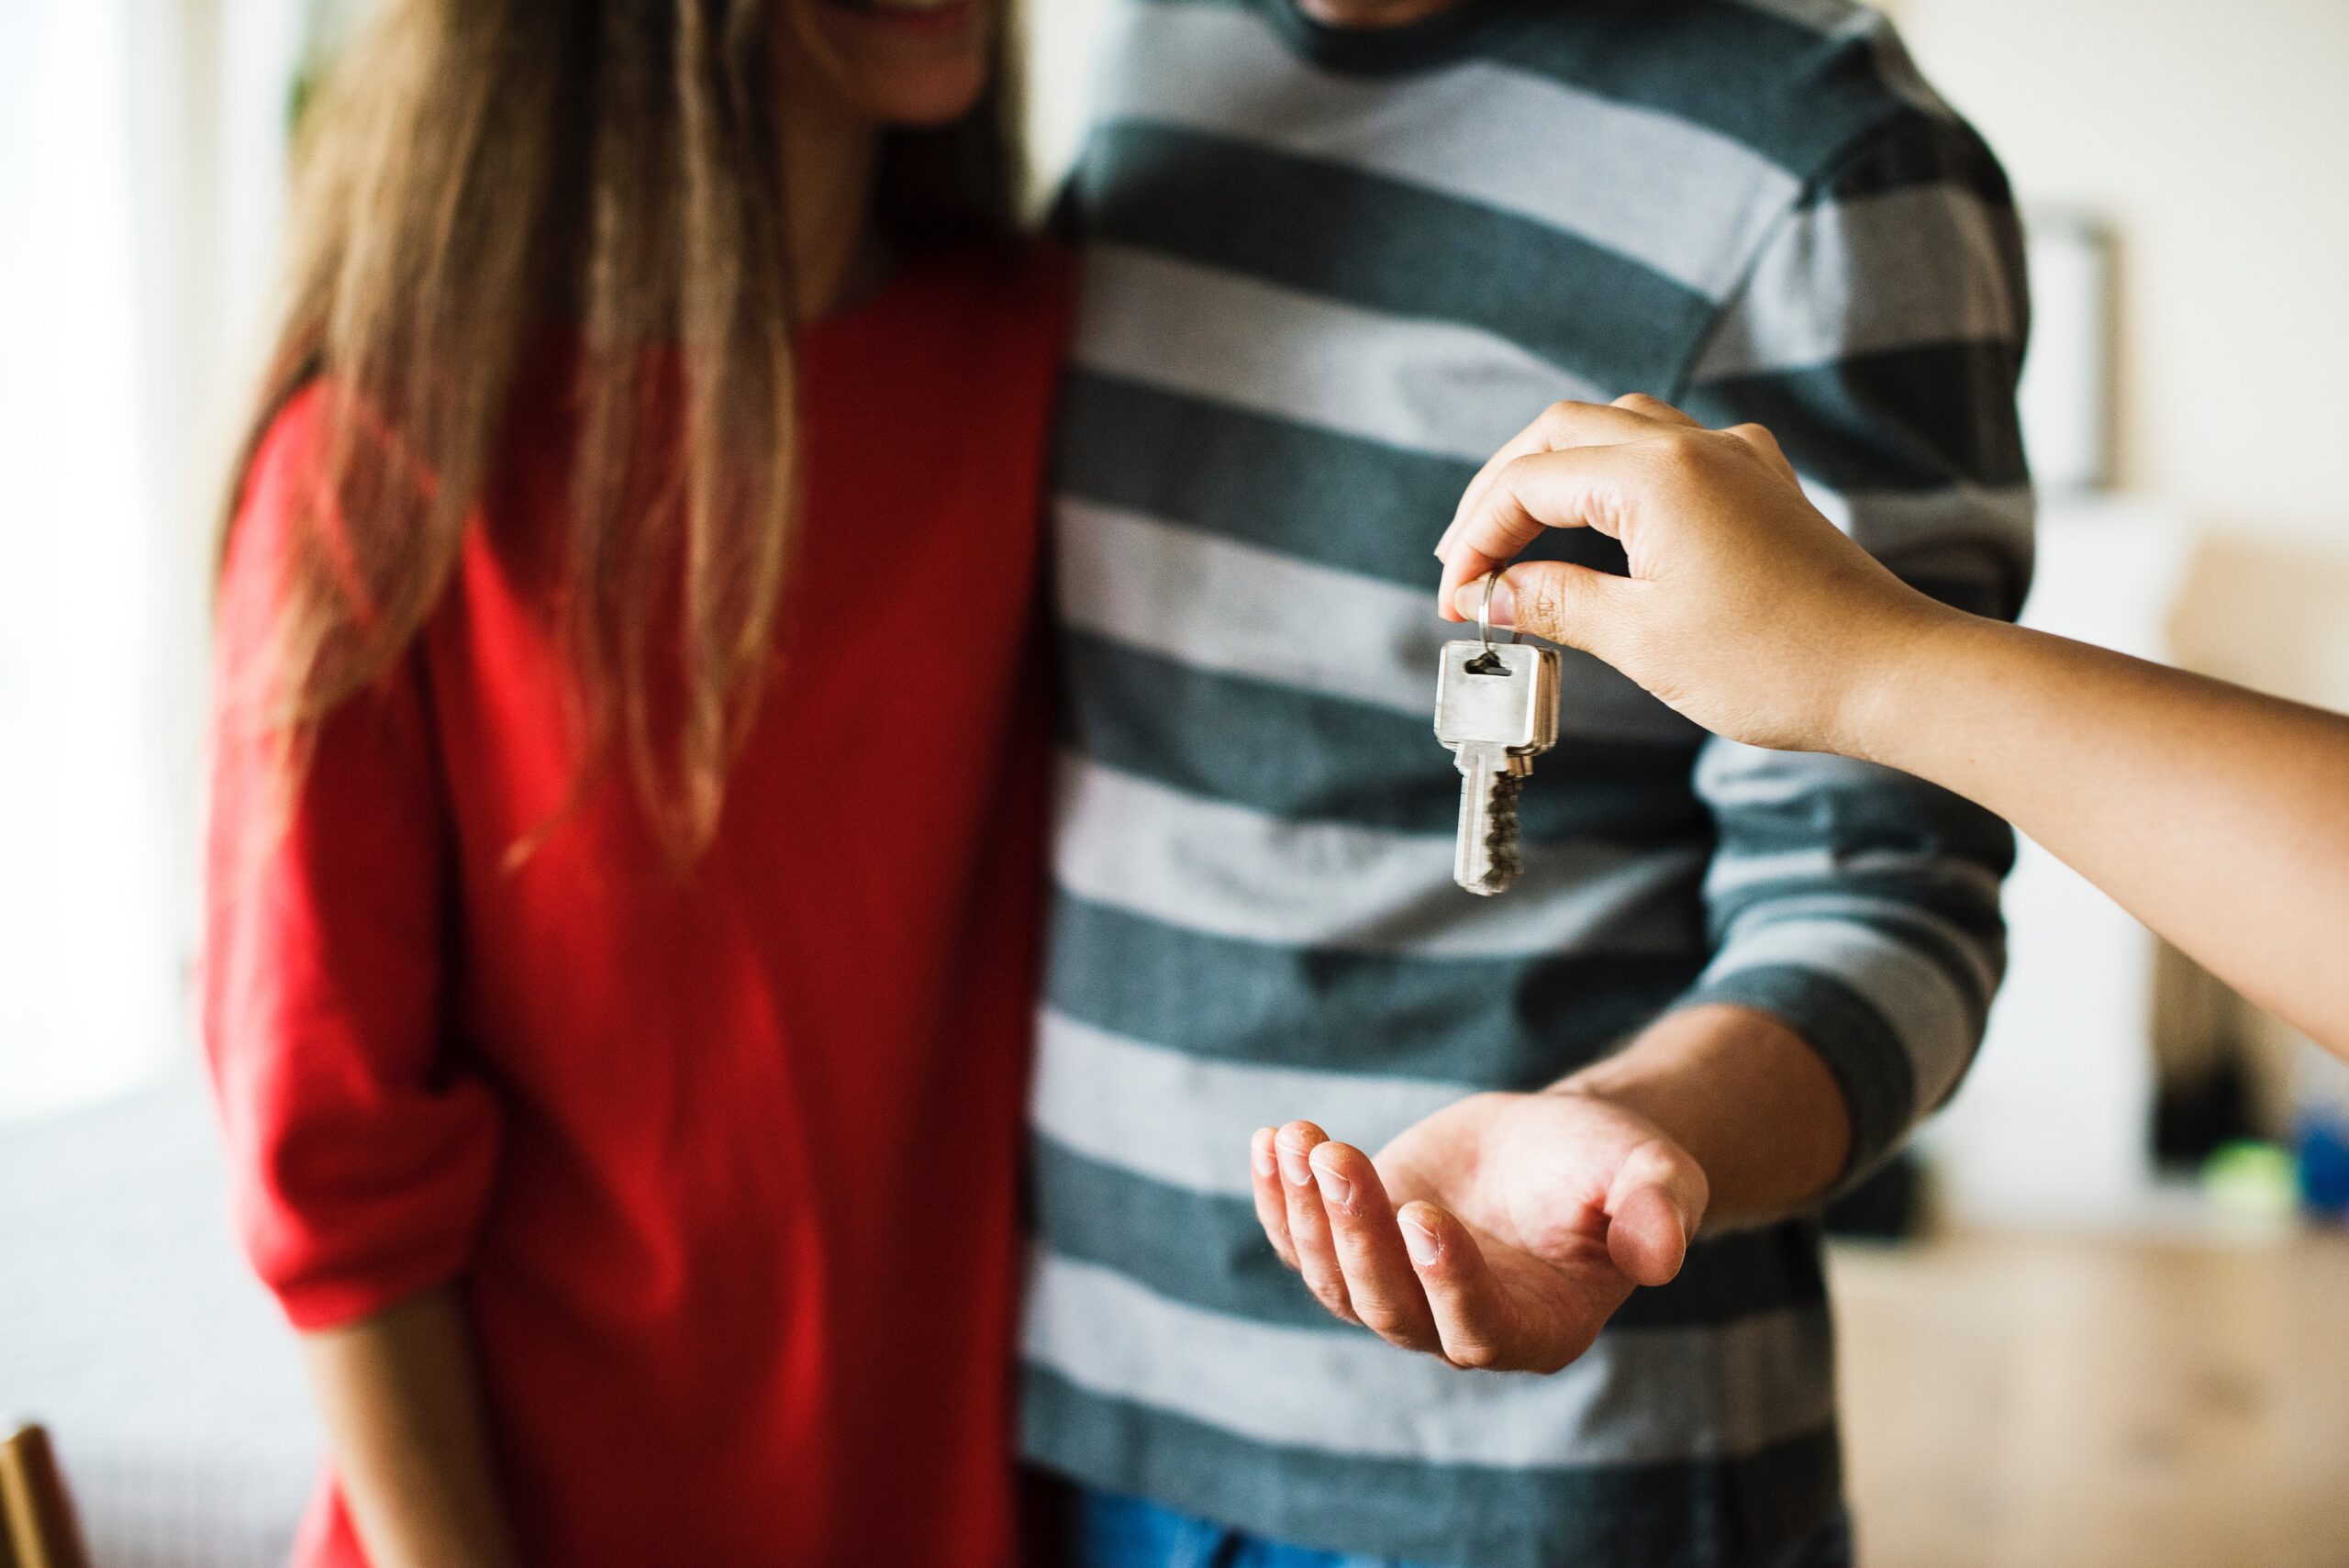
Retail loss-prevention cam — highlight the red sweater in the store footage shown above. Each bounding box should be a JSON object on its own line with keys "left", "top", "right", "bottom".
{"left": 203, "top": 253, "right": 1066, "bottom": 1567}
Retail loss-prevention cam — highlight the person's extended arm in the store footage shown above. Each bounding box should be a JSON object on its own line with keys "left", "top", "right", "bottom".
{"left": 1851, "top": 614, "right": 2349, "bottom": 1055}
{"left": 301, "top": 1288, "right": 519, "bottom": 1568}
{"left": 1250, "top": 1002, "right": 1848, "bottom": 1373}
{"left": 1438, "top": 395, "right": 2349, "bottom": 1058}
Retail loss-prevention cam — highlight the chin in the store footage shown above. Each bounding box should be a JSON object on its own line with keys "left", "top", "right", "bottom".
{"left": 803, "top": 0, "right": 996, "bottom": 128}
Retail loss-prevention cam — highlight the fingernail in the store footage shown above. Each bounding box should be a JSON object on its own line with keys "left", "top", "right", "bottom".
{"left": 1403, "top": 1215, "right": 1442, "bottom": 1264}
{"left": 1312, "top": 1160, "right": 1353, "bottom": 1210}
{"left": 1452, "top": 576, "right": 1514, "bottom": 627}
{"left": 1252, "top": 1131, "right": 1276, "bottom": 1179}
{"left": 1278, "top": 1141, "right": 1313, "bottom": 1188}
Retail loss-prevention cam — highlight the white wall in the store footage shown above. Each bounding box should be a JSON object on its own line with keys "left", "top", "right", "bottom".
{"left": 1889, "top": 0, "right": 2349, "bottom": 707}
{"left": 0, "top": 2, "right": 190, "bottom": 1119}
{"left": 0, "top": 0, "right": 302, "bottom": 1121}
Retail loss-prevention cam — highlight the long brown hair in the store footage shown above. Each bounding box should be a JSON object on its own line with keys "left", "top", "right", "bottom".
{"left": 224, "top": 0, "right": 1020, "bottom": 859}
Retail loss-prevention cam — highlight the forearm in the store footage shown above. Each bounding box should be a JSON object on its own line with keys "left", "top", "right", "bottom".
{"left": 1557, "top": 1002, "right": 1852, "bottom": 1227}
{"left": 300, "top": 1287, "right": 519, "bottom": 1568}
{"left": 1857, "top": 613, "right": 2349, "bottom": 1054}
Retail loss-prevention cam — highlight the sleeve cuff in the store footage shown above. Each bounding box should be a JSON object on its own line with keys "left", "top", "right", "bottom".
{"left": 264, "top": 1229, "right": 483, "bottom": 1333}
{"left": 1677, "top": 963, "right": 1920, "bottom": 1186}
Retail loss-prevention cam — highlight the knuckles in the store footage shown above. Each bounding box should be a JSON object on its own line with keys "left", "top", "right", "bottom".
{"left": 1509, "top": 566, "right": 1572, "bottom": 639}
{"left": 1319, "top": 1296, "right": 1363, "bottom": 1327}
{"left": 1449, "top": 1340, "right": 1571, "bottom": 1375}
{"left": 1446, "top": 1340, "right": 1508, "bottom": 1372}
{"left": 1497, "top": 450, "right": 1553, "bottom": 496}
{"left": 1541, "top": 397, "right": 1599, "bottom": 431}
{"left": 1643, "top": 427, "right": 1718, "bottom": 482}
{"left": 1721, "top": 420, "right": 1791, "bottom": 472}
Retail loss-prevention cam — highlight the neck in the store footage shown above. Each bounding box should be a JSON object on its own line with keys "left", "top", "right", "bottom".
{"left": 779, "top": 88, "right": 882, "bottom": 322}
{"left": 1294, "top": 0, "right": 1474, "bottom": 27}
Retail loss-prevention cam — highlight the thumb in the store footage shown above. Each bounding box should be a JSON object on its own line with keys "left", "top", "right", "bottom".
{"left": 1601, "top": 1138, "right": 1708, "bottom": 1288}
{"left": 1451, "top": 562, "right": 1630, "bottom": 656}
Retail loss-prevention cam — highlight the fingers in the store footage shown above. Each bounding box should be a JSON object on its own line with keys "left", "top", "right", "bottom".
{"left": 1436, "top": 439, "right": 1664, "bottom": 613}
{"left": 1435, "top": 396, "right": 1701, "bottom": 577}
{"left": 1250, "top": 1127, "right": 1297, "bottom": 1269}
{"left": 1602, "top": 1138, "right": 1709, "bottom": 1288}
{"left": 1307, "top": 1140, "right": 1440, "bottom": 1352}
{"left": 1254, "top": 1129, "right": 1446, "bottom": 1354}
{"left": 1447, "top": 562, "right": 1627, "bottom": 656}
{"left": 1275, "top": 1122, "right": 1358, "bottom": 1323}
{"left": 1396, "top": 1201, "right": 1524, "bottom": 1371}
{"left": 1436, "top": 402, "right": 1798, "bottom": 627}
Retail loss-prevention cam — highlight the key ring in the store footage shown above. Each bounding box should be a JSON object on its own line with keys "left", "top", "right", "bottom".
{"left": 1477, "top": 570, "right": 1520, "bottom": 653}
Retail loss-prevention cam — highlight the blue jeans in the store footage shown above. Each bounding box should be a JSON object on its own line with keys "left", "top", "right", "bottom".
{"left": 1065, "top": 1486, "right": 1855, "bottom": 1568}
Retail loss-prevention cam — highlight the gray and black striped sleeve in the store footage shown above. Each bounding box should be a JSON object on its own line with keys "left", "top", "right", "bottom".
{"left": 1674, "top": 108, "right": 2032, "bottom": 1178}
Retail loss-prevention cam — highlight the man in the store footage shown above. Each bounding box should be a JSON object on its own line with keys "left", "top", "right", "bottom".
{"left": 1025, "top": 0, "right": 2031, "bottom": 1562}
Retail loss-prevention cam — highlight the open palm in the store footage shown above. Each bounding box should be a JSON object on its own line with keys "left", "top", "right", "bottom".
{"left": 1252, "top": 1091, "right": 1708, "bottom": 1373}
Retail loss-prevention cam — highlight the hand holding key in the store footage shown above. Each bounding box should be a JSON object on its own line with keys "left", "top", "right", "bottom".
{"left": 1431, "top": 394, "right": 1947, "bottom": 758}
{"left": 1249, "top": 1094, "right": 1706, "bottom": 1374}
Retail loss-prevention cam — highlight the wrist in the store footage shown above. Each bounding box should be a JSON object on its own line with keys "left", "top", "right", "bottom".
{"left": 1552, "top": 1004, "right": 1850, "bottom": 1224}
{"left": 1824, "top": 594, "right": 1973, "bottom": 769}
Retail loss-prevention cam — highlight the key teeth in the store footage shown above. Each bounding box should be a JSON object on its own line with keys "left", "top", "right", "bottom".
{"left": 1469, "top": 773, "right": 1524, "bottom": 895}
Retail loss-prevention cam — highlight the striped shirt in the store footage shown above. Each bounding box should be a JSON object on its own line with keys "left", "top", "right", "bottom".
{"left": 1022, "top": 2, "right": 2031, "bottom": 1563}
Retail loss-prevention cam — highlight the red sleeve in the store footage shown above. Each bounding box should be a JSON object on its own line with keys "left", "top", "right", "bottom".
{"left": 202, "top": 385, "right": 503, "bottom": 1332}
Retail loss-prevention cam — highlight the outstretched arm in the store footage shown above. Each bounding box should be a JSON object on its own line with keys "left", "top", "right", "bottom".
{"left": 1877, "top": 613, "right": 2349, "bottom": 1055}
{"left": 1440, "top": 395, "right": 2349, "bottom": 1058}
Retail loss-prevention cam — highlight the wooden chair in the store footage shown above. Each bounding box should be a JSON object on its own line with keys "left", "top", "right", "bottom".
{"left": 0, "top": 1424, "right": 92, "bottom": 1568}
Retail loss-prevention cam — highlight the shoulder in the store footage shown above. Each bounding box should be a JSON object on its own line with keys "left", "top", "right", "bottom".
{"left": 227, "top": 374, "right": 459, "bottom": 570}
{"left": 219, "top": 381, "right": 344, "bottom": 630}
{"left": 232, "top": 380, "right": 334, "bottom": 545}
{"left": 218, "top": 359, "right": 562, "bottom": 706}
{"left": 1492, "top": 0, "right": 2004, "bottom": 193}
{"left": 213, "top": 381, "right": 372, "bottom": 742}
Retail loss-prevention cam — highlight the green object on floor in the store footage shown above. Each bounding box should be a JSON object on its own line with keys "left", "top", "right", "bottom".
{"left": 2200, "top": 1140, "right": 2300, "bottom": 1217}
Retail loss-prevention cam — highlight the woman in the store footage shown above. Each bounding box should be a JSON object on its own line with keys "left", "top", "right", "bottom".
{"left": 203, "top": 2, "right": 1060, "bottom": 1563}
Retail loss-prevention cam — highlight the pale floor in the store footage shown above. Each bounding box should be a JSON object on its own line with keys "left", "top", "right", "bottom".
{"left": 1831, "top": 1229, "right": 2349, "bottom": 1568}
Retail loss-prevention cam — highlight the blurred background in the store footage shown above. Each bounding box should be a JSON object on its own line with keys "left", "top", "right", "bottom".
{"left": 3, "top": 0, "right": 2345, "bottom": 1562}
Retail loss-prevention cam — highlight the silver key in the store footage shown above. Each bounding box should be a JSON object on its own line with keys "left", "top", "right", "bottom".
{"left": 1435, "top": 595, "right": 1560, "bottom": 895}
